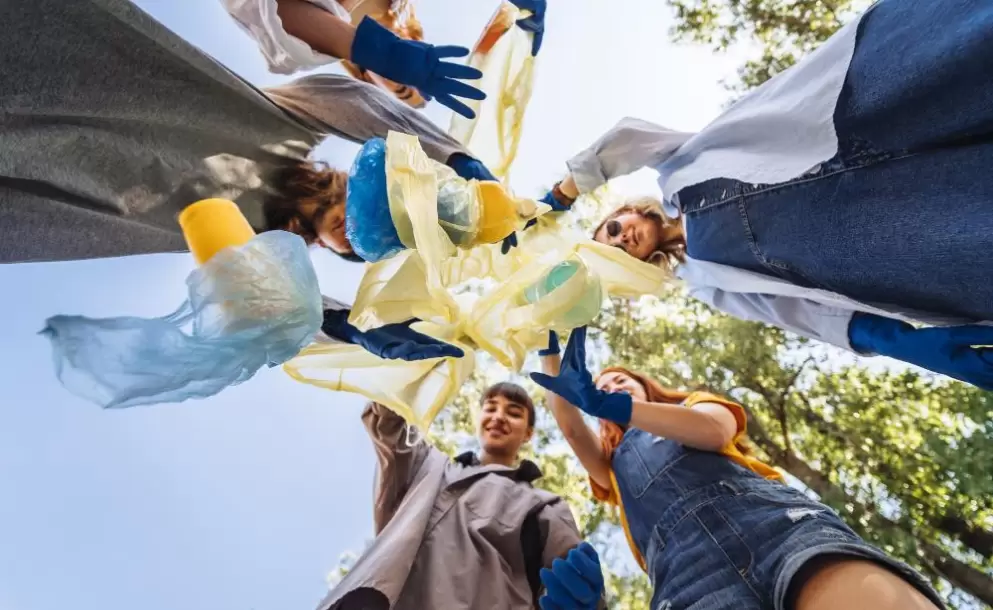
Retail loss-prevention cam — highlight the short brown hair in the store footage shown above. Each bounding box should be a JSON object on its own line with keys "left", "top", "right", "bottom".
{"left": 482, "top": 382, "right": 536, "bottom": 428}
{"left": 592, "top": 197, "right": 686, "bottom": 269}
{"left": 262, "top": 162, "right": 363, "bottom": 262}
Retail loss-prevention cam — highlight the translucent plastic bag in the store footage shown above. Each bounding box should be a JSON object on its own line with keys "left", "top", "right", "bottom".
{"left": 463, "top": 252, "right": 603, "bottom": 370}
{"left": 347, "top": 132, "right": 547, "bottom": 331}
{"left": 448, "top": 1, "right": 536, "bottom": 181}
{"left": 345, "top": 133, "right": 545, "bottom": 263}
{"left": 43, "top": 230, "right": 323, "bottom": 408}
{"left": 283, "top": 320, "right": 475, "bottom": 430}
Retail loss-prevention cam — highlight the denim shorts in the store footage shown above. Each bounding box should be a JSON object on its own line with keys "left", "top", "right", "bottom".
{"left": 645, "top": 477, "right": 944, "bottom": 609}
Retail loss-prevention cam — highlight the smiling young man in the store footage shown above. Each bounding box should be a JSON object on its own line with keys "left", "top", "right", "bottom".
{"left": 318, "top": 382, "right": 605, "bottom": 610}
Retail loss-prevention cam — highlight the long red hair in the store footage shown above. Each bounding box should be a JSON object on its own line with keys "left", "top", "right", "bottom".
{"left": 595, "top": 366, "right": 752, "bottom": 456}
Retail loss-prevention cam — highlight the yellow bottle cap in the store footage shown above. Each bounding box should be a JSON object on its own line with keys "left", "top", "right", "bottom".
{"left": 178, "top": 199, "right": 257, "bottom": 266}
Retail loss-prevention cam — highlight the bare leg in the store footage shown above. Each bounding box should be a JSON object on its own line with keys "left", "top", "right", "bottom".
{"left": 792, "top": 557, "right": 940, "bottom": 610}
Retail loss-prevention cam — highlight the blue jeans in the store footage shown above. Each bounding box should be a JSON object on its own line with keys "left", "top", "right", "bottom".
{"left": 612, "top": 429, "right": 942, "bottom": 609}
{"left": 678, "top": 0, "right": 993, "bottom": 321}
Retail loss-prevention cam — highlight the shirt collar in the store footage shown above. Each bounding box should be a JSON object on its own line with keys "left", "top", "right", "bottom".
{"left": 454, "top": 451, "right": 543, "bottom": 484}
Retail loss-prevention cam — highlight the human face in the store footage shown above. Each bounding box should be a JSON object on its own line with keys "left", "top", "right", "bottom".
{"left": 313, "top": 202, "right": 352, "bottom": 255}
{"left": 478, "top": 393, "right": 533, "bottom": 458}
{"left": 595, "top": 371, "right": 648, "bottom": 401}
{"left": 593, "top": 212, "right": 660, "bottom": 261}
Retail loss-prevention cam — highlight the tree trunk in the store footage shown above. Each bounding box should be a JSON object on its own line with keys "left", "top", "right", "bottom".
{"left": 921, "top": 542, "right": 993, "bottom": 607}
{"left": 798, "top": 407, "right": 993, "bottom": 559}
{"left": 746, "top": 412, "right": 993, "bottom": 607}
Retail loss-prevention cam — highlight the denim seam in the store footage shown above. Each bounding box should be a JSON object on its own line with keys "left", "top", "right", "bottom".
{"left": 694, "top": 510, "right": 761, "bottom": 600}
{"left": 631, "top": 452, "right": 689, "bottom": 500}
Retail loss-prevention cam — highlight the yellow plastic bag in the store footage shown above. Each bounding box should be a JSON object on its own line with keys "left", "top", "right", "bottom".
{"left": 448, "top": 2, "right": 536, "bottom": 181}
{"left": 283, "top": 321, "right": 476, "bottom": 431}
{"left": 463, "top": 252, "right": 604, "bottom": 370}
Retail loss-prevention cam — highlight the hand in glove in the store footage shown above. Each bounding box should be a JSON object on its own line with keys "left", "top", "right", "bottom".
{"left": 848, "top": 313, "right": 993, "bottom": 390}
{"left": 539, "top": 542, "right": 604, "bottom": 610}
{"left": 509, "top": 0, "right": 547, "bottom": 56}
{"left": 350, "top": 17, "right": 484, "bottom": 118}
{"left": 322, "top": 309, "right": 464, "bottom": 361}
{"left": 529, "top": 326, "right": 633, "bottom": 424}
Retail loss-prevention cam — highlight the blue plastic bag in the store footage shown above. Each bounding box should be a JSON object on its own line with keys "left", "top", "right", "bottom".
{"left": 42, "top": 231, "right": 323, "bottom": 408}
{"left": 346, "top": 138, "right": 406, "bottom": 262}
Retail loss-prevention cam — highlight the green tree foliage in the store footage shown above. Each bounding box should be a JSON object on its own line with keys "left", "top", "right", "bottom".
{"left": 665, "top": 0, "right": 872, "bottom": 91}
{"left": 598, "top": 290, "right": 993, "bottom": 608}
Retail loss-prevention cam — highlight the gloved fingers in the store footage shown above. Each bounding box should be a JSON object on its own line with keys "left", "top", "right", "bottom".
{"left": 540, "top": 330, "right": 560, "bottom": 355}
{"left": 515, "top": 16, "right": 542, "bottom": 32}
{"left": 432, "top": 75, "right": 487, "bottom": 99}
{"left": 538, "top": 595, "right": 567, "bottom": 610}
{"left": 416, "top": 88, "right": 433, "bottom": 102}
{"left": 567, "top": 544, "right": 604, "bottom": 587}
{"left": 577, "top": 542, "right": 602, "bottom": 567}
{"left": 541, "top": 568, "right": 579, "bottom": 607}
{"left": 940, "top": 324, "right": 993, "bottom": 346}
{"left": 433, "top": 93, "right": 476, "bottom": 120}
{"left": 552, "top": 556, "right": 598, "bottom": 603}
{"left": 563, "top": 326, "right": 589, "bottom": 370}
{"left": 389, "top": 342, "right": 465, "bottom": 361}
{"left": 529, "top": 371, "right": 570, "bottom": 395}
{"left": 500, "top": 232, "right": 518, "bottom": 255}
{"left": 530, "top": 31, "right": 544, "bottom": 56}
{"left": 432, "top": 44, "right": 471, "bottom": 59}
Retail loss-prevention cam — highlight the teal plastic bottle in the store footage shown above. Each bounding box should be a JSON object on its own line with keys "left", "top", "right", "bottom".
{"left": 521, "top": 260, "right": 602, "bottom": 327}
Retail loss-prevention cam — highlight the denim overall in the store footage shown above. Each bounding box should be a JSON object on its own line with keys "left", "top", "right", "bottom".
{"left": 675, "top": 0, "right": 993, "bottom": 322}
{"left": 612, "top": 428, "right": 942, "bottom": 609}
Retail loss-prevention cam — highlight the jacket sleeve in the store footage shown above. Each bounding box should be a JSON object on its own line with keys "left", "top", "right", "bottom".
{"left": 221, "top": 0, "right": 350, "bottom": 74}
{"left": 361, "top": 402, "right": 431, "bottom": 533}
{"left": 264, "top": 75, "right": 471, "bottom": 165}
{"left": 565, "top": 117, "right": 696, "bottom": 194}
{"left": 537, "top": 501, "right": 609, "bottom": 609}
{"left": 688, "top": 285, "right": 858, "bottom": 352}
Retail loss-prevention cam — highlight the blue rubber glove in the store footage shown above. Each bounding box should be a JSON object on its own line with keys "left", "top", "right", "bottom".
{"left": 538, "top": 330, "right": 560, "bottom": 356}
{"left": 322, "top": 309, "right": 464, "bottom": 361}
{"left": 447, "top": 153, "right": 498, "bottom": 182}
{"left": 529, "top": 326, "right": 633, "bottom": 424}
{"left": 539, "top": 542, "right": 604, "bottom": 610}
{"left": 524, "top": 189, "right": 572, "bottom": 231}
{"left": 509, "top": 0, "right": 546, "bottom": 56}
{"left": 350, "top": 17, "right": 485, "bottom": 119}
{"left": 848, "top": 313, "right": 993, "bottom": 390}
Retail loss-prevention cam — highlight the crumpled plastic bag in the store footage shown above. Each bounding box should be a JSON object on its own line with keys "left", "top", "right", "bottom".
{"left": 449, "top": 1, "right": 536, "bottom": 181}
{"left": 284, "top": 320, "right": 476, "bottom": 430}
{"left": 346, "top": 137, "right": 405, "bottom": 262}
{"left": 43, "top": 231, "right": 323, "bottom": 408}
{"left": 345, "top": 133, "right": 545, "bottom": 263}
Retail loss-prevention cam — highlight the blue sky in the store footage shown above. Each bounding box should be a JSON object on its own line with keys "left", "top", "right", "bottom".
{"left": 0, "top": 2, "right": 746, "bottom": 609}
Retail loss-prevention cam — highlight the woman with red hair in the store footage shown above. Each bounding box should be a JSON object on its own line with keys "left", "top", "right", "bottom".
{"left": 530, "top": 327, "right": 944, "bottom": 610}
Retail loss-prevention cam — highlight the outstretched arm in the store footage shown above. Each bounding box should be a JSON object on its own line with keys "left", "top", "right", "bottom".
{"left": 629, "top": 399, "right": 737, "bottom": 452}
{"left": 361, "top": 402, "right": 431, "bottom": 532}
{"left": 565, "top": 117, "right": 695, "bottom": 195}
{"left": 538, "top": 338, "right": 612, "bottom": 491}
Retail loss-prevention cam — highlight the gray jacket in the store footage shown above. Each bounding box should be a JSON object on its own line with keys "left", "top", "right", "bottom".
{"left": 320, "top": 403, "right": 587, "bottom": 610}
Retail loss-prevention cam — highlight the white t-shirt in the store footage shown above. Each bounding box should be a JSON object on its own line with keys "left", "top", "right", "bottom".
{"left": 222, "top": 0, "right": 353, "bottom": 74}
